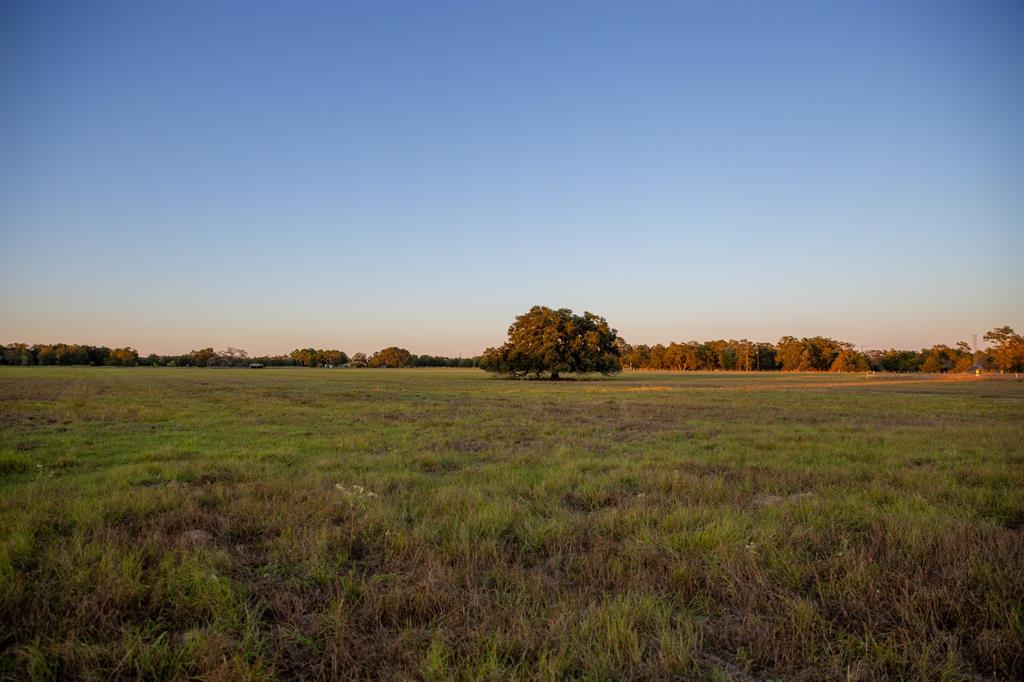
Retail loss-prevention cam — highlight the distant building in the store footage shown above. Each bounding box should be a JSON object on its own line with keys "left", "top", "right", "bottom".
{"left": 249, "top": 363, "right": 264, "bottom": 369}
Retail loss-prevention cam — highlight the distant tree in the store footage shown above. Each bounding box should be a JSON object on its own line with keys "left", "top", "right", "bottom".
{"left": 35, "top": 345, "right": 57, "bottom": 365}
{"left": 643, "top": 343, "right": 665, "bottom": 370}
{"left": 369, "top": 347, "right": 412, "bottom": 368}
{"left": 405, "top": 354, "right": 477, "bottom": 368}
{"left": 218, "top": 347, "right": 249, "bottom": 366}
{"left": 829, "top": 348, "right": 868, "bottom": 372}
{"left": 322, "top": 350, "right": 349, "bottom": 367}
{"left": 290, "top": 348, "right": 314, "bottom": 367}
{"left": 983, "top": 326, "right": 1024, "bottom": 372}
{"left": 621, "top": 344, "right": 650, "bottom": 370}
{"left": 109, "top": 347, "right": 139, "bottom": 366}
{"left": 775, "top": 336, "right": 803, "bottom": 371}
{"left": 480, "top": 306, "right": 622, "bottom": 380}
{"left": 953, "top": 341, "right": 975, "bottom": 372}
{"left": 706, "top": 339, "right": 737, "bottom": 370}
{"left": 919, "top": 344, "right": 973, "bottom": 373}
{"left": 868, "top": 349, "right": 923, "bottom": 373}
{"left": 289, "top": 348, "right": 347, "bottom": 367}
{"left": 753, "top": 342, "right": 777, "bottom": 371}
{"left": 776, "top": 336, "right": 847, "bottom": 371}
{"left": 665, "top": 342, "right": 686, "bottom": 371}
{"left": 86, "top": 346, "right": 111, "bottom": 365}
{"left": 189, "top": 347, "right": 217, "bottom": 367}
{"left": 1, "top": 343, "right": 31, "bottom": 365}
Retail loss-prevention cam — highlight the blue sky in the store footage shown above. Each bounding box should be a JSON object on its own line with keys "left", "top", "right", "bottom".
{"left": 1, "top": 1, "right": 1021, "bottom": 356}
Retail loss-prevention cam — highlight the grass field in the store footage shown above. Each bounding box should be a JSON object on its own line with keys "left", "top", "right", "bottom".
{"left": 1, "top": 367, "right": 1022, "bottom": 680}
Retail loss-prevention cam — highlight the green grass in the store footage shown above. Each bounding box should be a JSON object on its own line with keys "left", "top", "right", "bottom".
{"left": 1, "top": 367, "right": 1022, "bottom": 680}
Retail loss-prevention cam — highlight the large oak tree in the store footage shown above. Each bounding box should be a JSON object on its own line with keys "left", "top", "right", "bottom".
{"left": 480, "top": 306, "right": 622, "bottom": 380}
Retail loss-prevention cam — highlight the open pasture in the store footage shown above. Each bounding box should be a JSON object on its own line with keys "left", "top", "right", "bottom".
{"left": 1, "top": 368, "right": 1022, "bottom": 680}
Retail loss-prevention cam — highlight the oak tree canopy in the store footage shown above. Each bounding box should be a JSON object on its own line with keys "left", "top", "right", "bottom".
{"left": 480, "top": 306, "right": 622, "bottom": 380}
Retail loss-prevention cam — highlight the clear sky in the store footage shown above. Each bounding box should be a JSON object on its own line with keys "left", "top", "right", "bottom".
{"left": 2, "top": 1, "right": 1021, "bottom": 356}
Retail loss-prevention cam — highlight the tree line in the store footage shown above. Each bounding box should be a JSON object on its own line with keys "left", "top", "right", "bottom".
{"left": 0, "top": 343, "right": 480, "bottom": 369}
{"left": 2, "top": 325, "right": 1021, "bottom": 373}
{"left": 478, "top": 307, "right": 1024, "bottom": 378}
{"left": 620, "top": 326, "right": 1023, "bottom": 373}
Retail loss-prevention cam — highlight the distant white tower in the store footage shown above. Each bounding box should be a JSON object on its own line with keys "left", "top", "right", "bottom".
{"left": 970, "top": 333, "right": 984, "bottom": 375}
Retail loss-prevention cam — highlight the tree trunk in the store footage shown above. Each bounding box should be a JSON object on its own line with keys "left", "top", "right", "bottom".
{"left": 550, "top": 370, "right": 560, "bottom": 381}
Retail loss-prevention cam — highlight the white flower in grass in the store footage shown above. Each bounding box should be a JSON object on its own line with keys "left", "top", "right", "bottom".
{"left": 335, "top": 483, "right": 377, "bottom": 500}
